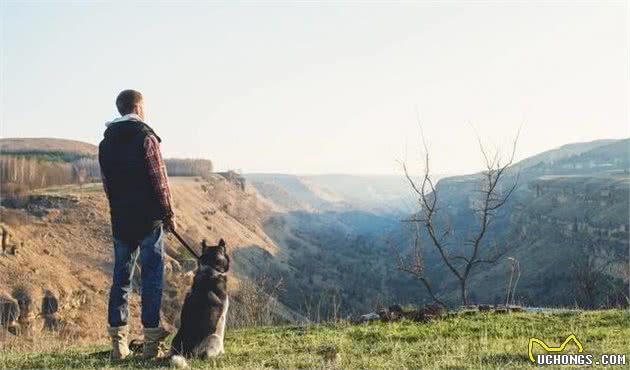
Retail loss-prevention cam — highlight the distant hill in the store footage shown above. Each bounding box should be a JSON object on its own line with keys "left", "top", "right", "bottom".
{"left": 0, "top": 138, "right": 98, "bottom": 157}
{"left": 245, "top": 174, "right": 343, "bottom": 212}
{"left": 245, "top": 173, "right": 429, "bottom": 214}
{"left": 441, "top": 138, "right": 628, "bottom": 185}
{"left": 511, "top": 138, "right": 618, "bottom": 171}
{"left": 301, "top": 174, "right": 421, "bottom": 214}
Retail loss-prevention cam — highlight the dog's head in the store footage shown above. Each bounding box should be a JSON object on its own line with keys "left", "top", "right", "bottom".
{"left": 198, "top": 238, "right": 230, "bottom": 274}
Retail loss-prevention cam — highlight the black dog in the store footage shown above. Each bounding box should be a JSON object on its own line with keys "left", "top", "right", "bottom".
{"left": 170, "top": 239, "right": 230, "bottom": 368}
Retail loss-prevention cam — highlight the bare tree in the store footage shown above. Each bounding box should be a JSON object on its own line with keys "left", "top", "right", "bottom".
{"left": 504, "top": 257, "right": 521, "bottom": 306}
{"left": 165, "top": 158, "right": 213, "bottom": 177}
{"left": 1, "top": 156, "right": 74, "bottom": 190}
{"left": 72, "top": 163, "right": 88, "bottom": 189}
{"left": 395, "top": 123, "right": 520, "bottom": 306}
{"left": 230, "top": 265, "right": 285, "bottom": 327}
{"left": 392, "top": 220, "right": 448, "bottom": 308}
{"left": 571, "top": 249, "right": 629, "bottom": 308}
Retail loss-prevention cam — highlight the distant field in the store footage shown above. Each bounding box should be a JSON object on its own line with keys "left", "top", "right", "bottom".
{"left": 1, "top": 310, "right": 628, "bottom": 369}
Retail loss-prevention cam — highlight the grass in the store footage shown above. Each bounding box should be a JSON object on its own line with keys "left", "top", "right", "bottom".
{"left": 1, "top": 310, "right": 628, "bottom": 369}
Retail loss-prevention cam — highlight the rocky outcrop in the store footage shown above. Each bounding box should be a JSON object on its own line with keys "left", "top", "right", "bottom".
{"left": 0, "top": 285, "right": 90, "bottom": 337}
{"left": 0, "top": 224, "right": 21, "bottom": 256}
{"left": 0, "top": 174, "right": 290, "bottom": 343}
{"left": 0, "top": 293, "right": 20, "bottom": 334}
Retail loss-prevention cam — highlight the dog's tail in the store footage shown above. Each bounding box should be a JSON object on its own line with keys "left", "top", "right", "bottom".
{"left": 170, "top": 355, "right": 189, "bottom": 369}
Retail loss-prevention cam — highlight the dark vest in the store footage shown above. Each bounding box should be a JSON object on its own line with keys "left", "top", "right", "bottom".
{"left": 98, "top": 120, "right": 165, "bottom": 242}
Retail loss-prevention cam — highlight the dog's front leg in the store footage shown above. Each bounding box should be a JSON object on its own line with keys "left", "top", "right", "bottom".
{"left": 203, "top": 334, "right": 224, "bottom": 357}
{"left": 216, "top": 297, "right": 229, "bottom": 346}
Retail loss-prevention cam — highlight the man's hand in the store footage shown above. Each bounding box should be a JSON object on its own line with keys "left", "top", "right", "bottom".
{"left": 164, "top": 215, "right": 177, "bottom": 233}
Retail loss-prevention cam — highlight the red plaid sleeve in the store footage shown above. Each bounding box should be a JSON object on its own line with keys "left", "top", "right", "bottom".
{"left": 144, "top": 135, "right": 174, "bottom": 218}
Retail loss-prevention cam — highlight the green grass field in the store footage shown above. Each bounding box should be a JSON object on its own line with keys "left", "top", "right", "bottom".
{"left": 1, "top": 310, "right": 628, "bottom": 369}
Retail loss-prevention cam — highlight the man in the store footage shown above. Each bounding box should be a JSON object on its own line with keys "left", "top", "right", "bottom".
{"left": 99, "top": 89, "right": 176, "bottom": 360}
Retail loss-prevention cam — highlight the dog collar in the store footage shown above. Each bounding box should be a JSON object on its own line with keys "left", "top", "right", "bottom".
{"left": 198, "top": 264, "right": 228, "bottom": 276}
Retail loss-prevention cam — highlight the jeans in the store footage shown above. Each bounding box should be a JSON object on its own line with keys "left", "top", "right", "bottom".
{"left": 107, "top": 225, "right": 164, "bottom": 328}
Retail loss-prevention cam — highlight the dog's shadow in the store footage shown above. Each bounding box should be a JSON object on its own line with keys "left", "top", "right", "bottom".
{"left": 85, "top": 350, "right": 110, "bottom": 360}
{"left": 85, "top": 348, "right": 170, "bottom": 369}
{"left": 84, "top": 350, "right": 172, "bottom": 368}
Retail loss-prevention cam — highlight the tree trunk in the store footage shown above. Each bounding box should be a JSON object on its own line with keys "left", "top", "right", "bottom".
{"left": 461, "top": 279, "right": 468, "bottom": 306}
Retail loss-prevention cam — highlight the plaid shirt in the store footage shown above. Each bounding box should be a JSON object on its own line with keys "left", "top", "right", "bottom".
{"left": 144, "top": 135, "right": 174, "bottom": 218}
{"left": 101, "top": 134, "right": 174, "bottom": 219}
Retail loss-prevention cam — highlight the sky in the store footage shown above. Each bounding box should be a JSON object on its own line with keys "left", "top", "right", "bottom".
{"left": 1, "top": 1, "right": 628, "bottom": 175}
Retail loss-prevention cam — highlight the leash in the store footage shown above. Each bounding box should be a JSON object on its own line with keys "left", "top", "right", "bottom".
{"left": 171, "top": 230, "right": 201, "bottom": 260}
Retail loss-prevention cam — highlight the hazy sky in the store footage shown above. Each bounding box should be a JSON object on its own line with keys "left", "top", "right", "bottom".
{"left": 1, "top": 1, "right": 628, "bottom": 175}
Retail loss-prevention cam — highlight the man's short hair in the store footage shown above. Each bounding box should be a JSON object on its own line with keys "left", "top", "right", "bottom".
{"left": 115, "top": 89, "right": 143, "bottom": 115}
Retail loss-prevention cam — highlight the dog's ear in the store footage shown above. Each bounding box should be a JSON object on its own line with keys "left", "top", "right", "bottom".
{"left": 224, "top": 252, "right": 230, "bottom": 272}
{"left": 218, "top": 238, "right": 229, "bottom": 272}
{"left": 220, "top": 239, "right": 228, "bottom": 257}
{"left": 201, "top": 239, "right": 210, "bottom": 255}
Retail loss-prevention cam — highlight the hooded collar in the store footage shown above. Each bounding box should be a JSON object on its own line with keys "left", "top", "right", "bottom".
{"left": 103, "top": 114, "right": 161, "bottom": 143}
{"left": 105, "top": 113, "right": 144, "bottom": 127}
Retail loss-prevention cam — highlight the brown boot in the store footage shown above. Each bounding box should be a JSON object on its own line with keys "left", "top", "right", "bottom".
{"left": 108, "top": 325, "right": 130, "bottom": 360}
{"left": 142, "top": 327, "right": 170, "bottom": 359}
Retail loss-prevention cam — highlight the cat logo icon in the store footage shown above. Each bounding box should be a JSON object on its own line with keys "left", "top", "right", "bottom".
{"left": 528, "top": 334, "right": 584, "bottom": 363}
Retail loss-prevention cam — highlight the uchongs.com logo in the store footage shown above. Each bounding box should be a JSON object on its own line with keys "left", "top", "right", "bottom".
{"left": 528, "top": 334, "right": 626, "bottom": 367}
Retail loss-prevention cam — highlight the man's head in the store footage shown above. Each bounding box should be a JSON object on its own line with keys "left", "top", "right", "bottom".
{"left": 115, "top": 89, "right": 145, "bottom": 120}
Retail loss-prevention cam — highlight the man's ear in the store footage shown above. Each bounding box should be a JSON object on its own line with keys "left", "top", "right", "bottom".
{"left": 136, "top": 102, "right": 145, "bottom": 120}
